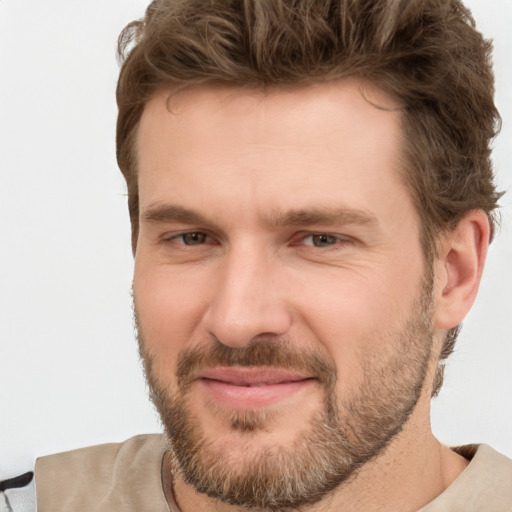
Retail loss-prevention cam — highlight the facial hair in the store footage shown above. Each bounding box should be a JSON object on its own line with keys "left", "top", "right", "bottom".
{"left": 135, "top": 274, "right": 435, "bottom": 511}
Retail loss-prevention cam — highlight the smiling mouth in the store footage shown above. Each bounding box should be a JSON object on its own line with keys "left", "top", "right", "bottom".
{"left": 196, "top": 367, "right": 316, "bottom": 408}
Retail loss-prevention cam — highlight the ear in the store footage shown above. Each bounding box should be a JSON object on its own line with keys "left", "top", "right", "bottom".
{"left": 433, "top": 210, "right": 490, "bottom": 330}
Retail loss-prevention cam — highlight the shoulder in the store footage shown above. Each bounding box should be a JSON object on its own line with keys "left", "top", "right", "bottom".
{"left": 420, "top": 444, "right": 512, "bottom": 511}
{"left": 35, "top": 434, "right": 168, "bottom": 512}
{"left": 453, "top": 444, "right": 512, "bottom": 484}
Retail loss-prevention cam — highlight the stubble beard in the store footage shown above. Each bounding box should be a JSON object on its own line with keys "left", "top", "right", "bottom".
{"left": 135, "top": 275, "right": 435, "bottom": 511}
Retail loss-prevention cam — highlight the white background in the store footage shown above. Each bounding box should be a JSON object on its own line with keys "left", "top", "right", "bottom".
{"left": 0, "top": 1, "right": 511, "bottom": 479}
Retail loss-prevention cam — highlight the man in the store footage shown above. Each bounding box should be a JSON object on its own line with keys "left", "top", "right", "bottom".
{"left": 28, "top": 0, "right": 512, "bottom": 510}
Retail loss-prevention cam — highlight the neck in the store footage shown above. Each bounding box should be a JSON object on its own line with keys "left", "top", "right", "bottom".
{"left": 164, "top": 399, "right": 468, "bottom": 512}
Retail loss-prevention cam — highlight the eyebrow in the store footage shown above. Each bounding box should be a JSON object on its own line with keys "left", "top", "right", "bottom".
{"left": 142, "top": 205, "right": 210, "bottom": 225}
{"left": 142, "top": 204, "right": 378, "bottom": 229}
{"left": 265, "top": 207, "right": 378, "bottom": 229}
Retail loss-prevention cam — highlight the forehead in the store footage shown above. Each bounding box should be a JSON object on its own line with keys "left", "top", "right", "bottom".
{"left": 138, "top": 80, "right": 400, "bottom": 155}
{"left": 135, "top": 80, "right": 411, "bottom": 228}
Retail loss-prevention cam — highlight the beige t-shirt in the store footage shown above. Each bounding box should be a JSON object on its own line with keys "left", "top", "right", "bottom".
{"left": 35, "top": 434, "right": 512, "bottom": 511}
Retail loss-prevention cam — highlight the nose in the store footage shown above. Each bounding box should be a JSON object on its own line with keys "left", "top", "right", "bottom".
{"left": 202, "top": 245, "right": 292, "bottom": 348}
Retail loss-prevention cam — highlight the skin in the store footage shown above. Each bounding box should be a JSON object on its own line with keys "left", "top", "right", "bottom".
{"left": 133, "top": 80, "right": 489, "bottom": 511}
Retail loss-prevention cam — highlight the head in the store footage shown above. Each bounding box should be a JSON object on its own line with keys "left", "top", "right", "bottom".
{"left": 116, "top": 0, "right": 501, "bottom": 508}
{"left": 117, "top": 0, "right": 501, "bottom": 396}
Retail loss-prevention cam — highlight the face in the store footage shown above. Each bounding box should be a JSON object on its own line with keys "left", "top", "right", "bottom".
{"left": 133, "top": 81, "right": 435, "bottom": 509}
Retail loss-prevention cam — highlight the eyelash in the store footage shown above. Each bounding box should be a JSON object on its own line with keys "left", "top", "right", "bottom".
{"left": 163, "top": 231, "right": 352, "bottom": 249}
{"left": 300, "top": 233, "right": 349, "bottom": 248}
{"left": 166, "top": 231, "right": 214, "bottom": 246}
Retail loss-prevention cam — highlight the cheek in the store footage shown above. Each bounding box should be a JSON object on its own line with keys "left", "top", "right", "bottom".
{"left": 297, "top": 283, "right": 379, "bottom": 386}
{"left": 133, "top": 259, "right": 211, "bottom": 373}
{"left": 293, "top": 266, "right": 421, "bottom": 387}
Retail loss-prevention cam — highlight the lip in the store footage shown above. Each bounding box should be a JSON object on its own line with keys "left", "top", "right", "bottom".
{"left": 196, "top": 367, "right": 315, "bottom": 408}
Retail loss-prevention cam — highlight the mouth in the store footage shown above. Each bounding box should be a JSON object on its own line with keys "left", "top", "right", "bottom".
{"left": 195, "top": 367, "right": 316, "bottom": 408}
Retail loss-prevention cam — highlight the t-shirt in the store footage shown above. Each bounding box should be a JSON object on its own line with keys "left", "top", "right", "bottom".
{"left": 36, "top": 435, "right": 170, "bottom": 512}
{"left": 418, "top": 444, "right": 512, "bottom": 511}
{"left": 34, "top": 434, "right": 512, "bottom": 511}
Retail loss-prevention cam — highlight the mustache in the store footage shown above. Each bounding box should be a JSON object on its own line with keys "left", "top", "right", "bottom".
{"left": 176, "top": 339, "right": 337, "bottom": 392}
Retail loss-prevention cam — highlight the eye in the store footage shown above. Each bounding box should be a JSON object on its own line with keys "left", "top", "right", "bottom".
{"left": 171, "top": 232, "right": 210, "bottom": 245}
{"left": 302, "top": 234, "right": 345, "bottom": 248}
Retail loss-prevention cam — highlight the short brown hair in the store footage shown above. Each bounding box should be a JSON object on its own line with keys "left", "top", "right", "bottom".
{"left": 116, "top": 0, "right": 502, "bottom": 395}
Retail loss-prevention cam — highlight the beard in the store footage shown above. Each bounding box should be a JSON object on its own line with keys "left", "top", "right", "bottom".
{"left": 135, "top": 274, "right": 435, "bottom": 511}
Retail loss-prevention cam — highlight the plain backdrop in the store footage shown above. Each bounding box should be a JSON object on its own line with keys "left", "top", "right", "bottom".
{"left": 1, "top": 0, "right": 511, "bottom": 479}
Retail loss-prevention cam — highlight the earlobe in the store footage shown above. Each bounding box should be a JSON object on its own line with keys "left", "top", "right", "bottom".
{"left": 433, "top": 210, "right": 490, "bottom": 330}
